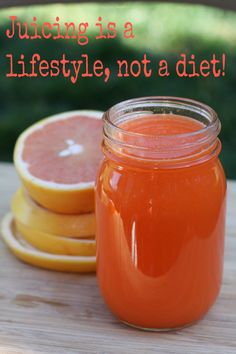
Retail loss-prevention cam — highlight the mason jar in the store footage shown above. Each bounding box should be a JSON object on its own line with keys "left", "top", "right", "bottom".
{"left": 95, "top": 97, "right": 226, "bottom": 331}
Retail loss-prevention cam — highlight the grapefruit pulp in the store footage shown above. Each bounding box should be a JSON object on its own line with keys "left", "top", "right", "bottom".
{"left": 14, "top": 110, "right": 103, "bottom": 214}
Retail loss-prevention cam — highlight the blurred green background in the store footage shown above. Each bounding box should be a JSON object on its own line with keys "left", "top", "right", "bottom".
{"left": 0, "top": 3, "right": 235, "bottom": 177}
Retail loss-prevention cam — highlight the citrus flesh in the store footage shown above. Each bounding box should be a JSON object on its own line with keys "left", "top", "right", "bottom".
{"left": 14, "top": 110, "right": 103, "bottom": 214}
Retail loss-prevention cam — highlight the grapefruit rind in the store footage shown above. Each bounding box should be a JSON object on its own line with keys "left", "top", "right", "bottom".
{"left": 12, "top": 188, "right": 96, "bottom": 238}
{"left": 1, "top": 213, "right": 96, "bottom": 273}
{"left": 14, "top": 110, "right": 103, "bottom": 214}
{"left": 16, "top": 220, "right": 96, "bottom": 256}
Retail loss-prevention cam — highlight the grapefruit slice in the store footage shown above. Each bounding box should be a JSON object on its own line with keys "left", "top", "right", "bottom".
{"left": 14, "top": 110, "right": 103, "bottom": 214}
{"left": 1, "top": 213, "right": 96, "bottom": 273}
{"left": 16, "top": 220, "right": 96, "bottom": 256}
{"left": 12, "top": 188, "right": 95, "bottom": 238}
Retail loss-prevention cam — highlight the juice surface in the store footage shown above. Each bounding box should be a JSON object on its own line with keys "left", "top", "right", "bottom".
{"left": 121, "top": 114, "right": 203, "bottom": 135}
{"left": 96, "top": 114, "right": 226, "bottom": 329}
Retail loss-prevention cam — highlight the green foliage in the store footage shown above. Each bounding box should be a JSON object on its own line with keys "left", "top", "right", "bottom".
{"left": 0, "top": 3, "right": 235, "bottom": 177}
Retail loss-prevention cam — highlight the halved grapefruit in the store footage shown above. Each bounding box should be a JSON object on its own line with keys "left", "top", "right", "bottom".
{"left": 14, "top": 110, "right": 103, "bottom": 214}
{"left": 1, "top": 213, "right": 96, "bottom": 273}
{"left": 12, "top": 188, "right": 95, "bottom": 238}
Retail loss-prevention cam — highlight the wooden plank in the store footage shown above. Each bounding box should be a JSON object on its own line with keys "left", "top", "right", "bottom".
{"left": 0, "top": 0, "right": 235, "bottom": 11}
{"left": 0, "top": 162, "right": 235, "bottom": 354}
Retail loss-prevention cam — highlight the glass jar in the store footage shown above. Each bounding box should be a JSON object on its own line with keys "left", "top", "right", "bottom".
{"left": 95, "top": 97, "right": 226, "bottom": 331}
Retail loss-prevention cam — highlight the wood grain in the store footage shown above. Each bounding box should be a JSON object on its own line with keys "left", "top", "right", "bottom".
{"left": 0, "top": 0, "right": 236, "bottom": 11}
{"left": 0, "top": 162, "right": 235, "bottom": 354}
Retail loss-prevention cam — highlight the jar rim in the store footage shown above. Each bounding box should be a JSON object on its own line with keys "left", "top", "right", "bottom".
{"left": 103, "top": 96, "right": 221, "bottom": 166}
{"left": 104, "top": 96, "right": 220, "bottom": 140}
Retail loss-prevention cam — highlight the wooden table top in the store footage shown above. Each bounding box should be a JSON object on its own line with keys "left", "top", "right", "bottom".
{"left": 0, "top": 162, "right": 235, "bottom": 354}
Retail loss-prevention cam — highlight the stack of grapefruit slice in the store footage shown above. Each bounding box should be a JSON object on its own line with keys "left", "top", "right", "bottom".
{"left": 1, "top": 111, "right": 103, "bottom": 272}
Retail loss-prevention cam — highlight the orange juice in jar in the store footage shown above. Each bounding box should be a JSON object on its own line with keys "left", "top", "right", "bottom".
{"left": 95, "top": 97, "right": 226, "bottom": 331}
